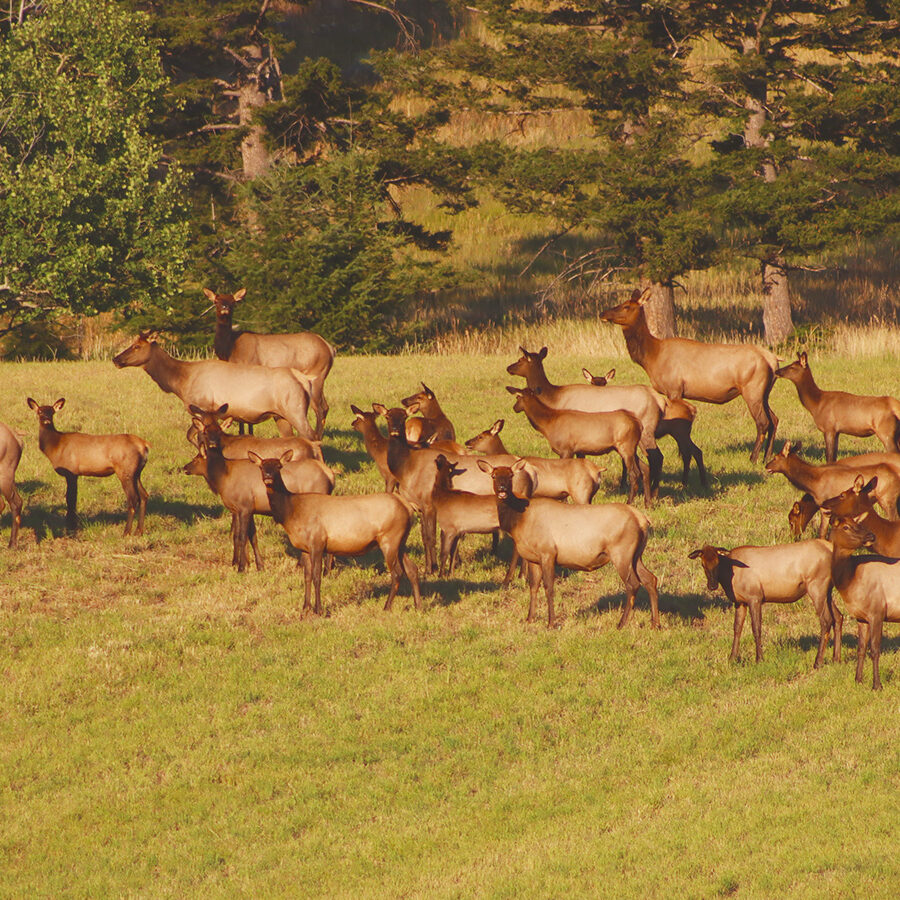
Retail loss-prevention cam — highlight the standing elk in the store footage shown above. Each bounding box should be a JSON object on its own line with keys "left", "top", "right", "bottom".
{"left": 821, "top": 475, "right": 900, "bottom": 557}
{"left": 27, "top": 398, "right": 149, "bottom": 535}
{"left": 0, "top": 421, "right": 24, "bottom": 548}
{"left": 402, "top": 382, "right": 456, "bottom": 444}
{"left": 507, "top": 346, "right": 664, "bottom": 490}
{"left": 113, "top": 331, "right": 316, "bottom": 440}
{"left": 775, "top": 352, "right": 900, "bottom": 463}
{"left": 206, "top": 287, "right": 334, "bottom": 439}
{"left": 477, "top": 459, "right": 659, "bottom": 629}
{"left": 250, "top": 451, "right": 422, "bottom": 615}
{"left": 351, "top": 404, "right": 398, "bottom": 493}
{"left": 583, "top": 366, "right": 708, "bottom": 489}
{"left": 688, "top": 542, "right": 840, "bottom": 667}
{"left": 829, "top": 514, "right": 900, "bottom": 691}
{"left": 599, "top": 288, "right": 778, "bottom": 463}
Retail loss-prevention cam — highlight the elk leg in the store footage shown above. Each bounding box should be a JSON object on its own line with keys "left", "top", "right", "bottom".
{"left": 646, "top": 446, "right": 663, "bottom": 496}
{"left": 274, "top": 416, "right": 293, "bottom": 438}
{"left": 438, "top": 530, "right": 451, "bottom": 577}
{"left": 501, "top": 545, "right": 519, "bottom": 588}
{"left": 635, "top": 558, "right": 660, "bottom": 628}
{"left": 731, "top": 603, "right": 747, "bottom": 661}
{"left": 855, "top": 621, "right": 869, "bottom": 683}
{"left": 4, "top": 485, "right": 22, "bottom": 549}
{"left": 421, "top": 507, "right": 438, "bottom": 575}
{"left": 748, "top": 600, "right": 764, "bottom": 661}
{"left": 310, "top": 547, "right": 325, "bottom": 615}
{"left": 824, "top": 431, "right": 838, "bottom": 464}
{"left": 401, "top": 551, "right": 422, "bottom": 610}
{"left": 63, "top": 474, "right": 78, "bottom": 532}
{"left": 745, "top": 383, "right": 778, "bottom": 463}
{"left": 829, "top": 588, "right": 843, "bottom": 663}
{"left": 870, "top": 617, "right": 884, "bottom": 691}
{"left": 310, "top": 378, "right": 329, "bottom": 440}
{"left": 525, "top": 562, "right": 541, "bottom": 622}
{"left": 233, "top": 511, "right": 250, "bottom": 573}
{"left": 118, "top": 471, "right": 140, "bottom": 536}
{"left": 540, "top": 558, "right": 557, "bottom": 627}
{"left": 247, "top": 515, "right": 263, "bottom": 571}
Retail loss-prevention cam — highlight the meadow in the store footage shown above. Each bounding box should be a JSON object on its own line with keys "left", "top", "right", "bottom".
{"left": 2, "top": 335, "right": 900, "bottom": 898}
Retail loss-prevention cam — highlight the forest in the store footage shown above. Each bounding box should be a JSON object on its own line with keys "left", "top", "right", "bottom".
{"left": 1, "top": 0, "right": 899, "bottom": 357}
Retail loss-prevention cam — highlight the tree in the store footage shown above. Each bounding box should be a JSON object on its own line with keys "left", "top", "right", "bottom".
{"left": 0, "top": 0, "right": 188, "bottom": 343}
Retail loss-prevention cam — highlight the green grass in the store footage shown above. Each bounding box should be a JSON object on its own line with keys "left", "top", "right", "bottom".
{"left": 2, "top": 346, "right": 900, "bottom": 897}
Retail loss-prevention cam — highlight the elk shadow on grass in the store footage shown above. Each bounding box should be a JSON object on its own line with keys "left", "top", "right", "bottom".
{"left": 320, "top": 428, "right": 369, "bottom": 474}
{"left": 786, "top": 631, "right": 900, "bottom": 658}
{"left": 576, "top": 589, "right": 723, "bottom": 623}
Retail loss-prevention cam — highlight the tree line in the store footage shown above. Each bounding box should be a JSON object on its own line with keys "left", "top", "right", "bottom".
{"left": 1, "top": 0, "right": 898, "bottom": 354}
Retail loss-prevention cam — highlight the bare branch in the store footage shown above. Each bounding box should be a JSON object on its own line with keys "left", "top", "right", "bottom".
{"left": 345, "top": 0, "right": 422, "bottom": 53}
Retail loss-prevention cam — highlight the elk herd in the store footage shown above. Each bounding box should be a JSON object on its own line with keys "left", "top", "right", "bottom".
{"left": 2, "top": 288, "right": 900, "bottom": 689}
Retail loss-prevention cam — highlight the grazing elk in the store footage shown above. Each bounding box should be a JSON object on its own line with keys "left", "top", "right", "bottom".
{"left": 829, "top": 514, "right": 900, "bottom": 690}
{"left": 477, "top": 458, "right": 659, "bottom": 628}
{"left": 788, "top": 493, "right": 820, "bottom": 539}
{"left": 821, "top": 476, "right": 900, "bottom": 558}
{"left": 688, "top": 542, "right": 840, "bottom": 667}
{"left": 184, "top": 422, "right": 334, "bottom": 572}
{"left": 113, "top": 331, "right": 316, "bottom": 440}
{"left": 27, "top": 398, "right": 149, "bottom": 535}
{"left": 186, "top": 404, "right": 323, "bottom": 461}
{"left": 464, "top": 419, "right": 604, "bottom": 505}
{"left": 775, "top": 352, "right": 900, "bottom": 463}
{"left": 250, "top": 451, "right": 422, "bottom": 615}
{"left": 765, "top": 442, "right": 900, "bottom": 527}
{"left": 205, "top": 287, "right": 334, "bottom": 439}
{"left": 599, "top": 288, "right": 778, "bottom": 462}
{"left": 507, "top": 386, "right": 651, "bottom": 506}
{"left": 507, "top": 346, "right": 663, "bottom": 490}
{"left": 402, "top": 382, "right": 456, "bottom": 444}
{"left": 583, "top": 366, "right": 708, "bottom": 489}
{"left": 0, "top": 421, "right": 24, "bottom": 548}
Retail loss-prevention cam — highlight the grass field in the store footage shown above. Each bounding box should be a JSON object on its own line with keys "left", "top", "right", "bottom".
{"left": 2, "top": 340, "right": 900, "bottom": 898}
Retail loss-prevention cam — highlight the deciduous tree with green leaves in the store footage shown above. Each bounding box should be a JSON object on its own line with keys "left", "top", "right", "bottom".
{"left": 0, "top": 0, "right": 188, "bottom": 343}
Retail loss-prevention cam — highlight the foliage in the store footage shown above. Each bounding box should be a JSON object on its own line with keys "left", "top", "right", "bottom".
{"left": 0, "top": 0, "right": 188, "bottom": 339}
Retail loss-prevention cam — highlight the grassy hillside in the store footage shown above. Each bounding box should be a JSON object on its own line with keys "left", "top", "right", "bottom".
{"left": 2, "top": 345, "right": 900, "bottom": 897}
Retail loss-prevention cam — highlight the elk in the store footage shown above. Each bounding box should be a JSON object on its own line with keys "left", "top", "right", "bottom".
{"left": 464, "top": 419, "right": 604, "bottom": 505}
{"left": 0, "top": 421, "right": 24, "bottom": 548}
{"left": 583, "top": 367, "right": 708, "bottom": 489}
{"left": 186, "top": 404, "right": 323, "bottom": 461}
{"left": 184, "top": 423, "right": 334, "bottom": 572}
{"left": 828, "top": 514, "right": 900, "bottom": 691}
{"left": 507, "top": 346, "right": 663, "bottom": 490}
{"left": 821, "top": 476, "right": 900, "bottom": 557}
{"left": 27, "top": 398, "right": 149, "bottom": 535}
{"left": 205, "top": 287, "right": 334, "bottom": 439}
{"left": 402, "top": 382, "right": 456, "bottom": 444}
{"left": 765, "top": 442, "right": 900, "bottom": 526}
{"left": 113, "top": 331, "right": 316, "bottom": 440}
{"left": 351, "top": 404, "right": 398, "bottom": 492}
{"left": 250, "top": 451, "right": 422, "bottom": 614}
{"left": 599, "top": 288, "right": 778, "bottom": 462}
{"left": 477, "top": 459, "right": 659, "bottom": 628}
{"left": 788, "top": 493, "right": 820, "bottom": 539}
{"left": 688, "top": 542, "right": 840, "bottom": 667}
{"left": 507, "top": 386, "right": 651, "bottom": 506}
{"left": 775, "top": 352, "right": 900, "bottom": 463}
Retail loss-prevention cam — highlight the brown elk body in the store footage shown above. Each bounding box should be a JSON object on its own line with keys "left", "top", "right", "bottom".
{"left": 599, "top": 289, "right": 778, "bottom": 462}
{"left": 113, "top": 331, "right": 316, "bottom": 440}
{"left": 508, "top": 346, "right": 663, "bottom": 490}
{"left": 821, "top": 476, "right": 900, "bottom": 557}
{"left": 477, "top": 459, "right": 659, "bottom": 628}
{"left": 184, "top": 429, "right": 334, "bottom": 572}
{"left": 402, "top": 383, "right": 456, "bottom": 444}
{"left": 27, "top": 398, "right": 149, "bottom": 535}
{"left": 251, "top": 451, "right": 421, "bottom": 614}
{"left": 206, "top": 288, "right": 334, "bottom": 439}
{"left": 0, "top": 421, "right": 24, "bottom": 548}
{"left": 775, "top": 352, "right": 900, "bottom": 463}
{"left": 186, "top": 404, "right": 323, "bottom": 461}
{"left": 688, "top": 542, "right": 840, "bottom": 667}
{"left": 508, "top": 386, "right": 651, "bottom": 506}
{"left": 584, "top": 367, "right": 708, "bottom": 488}
{"left": 465, "top": 419, "right": 604, "bottom": 505}
{"left": 765, "top": 442, "right": 900, "bottom": 525}
{"left": 351, "top": 404, "right": 398, "bottom": 492}
{"left": 829, "top": 515, "right": 900, "bottom": 690}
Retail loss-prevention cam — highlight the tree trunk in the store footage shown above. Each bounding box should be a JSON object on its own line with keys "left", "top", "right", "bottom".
{"left": 762, "top": 259, "right": 793, "bottom": 346}
{"left": 237, "top": 45, "right": 276, "bottom": 181}
{"left": 641, "top": 280, "right": 676, "bottom": 338}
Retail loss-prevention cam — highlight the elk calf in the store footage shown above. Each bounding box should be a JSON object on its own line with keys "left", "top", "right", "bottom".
{"left": 0, "top": 421, "right": 24, "bottom": 548}
{"left": 250, "top": 451, "right": 421, "bottom": 615}
{"left": 688, "top": 542, "right": 840, "bottom": 667}
{"left": 27, "top": 398, "right": 149, "bottom": 535}
{"left": 775, "top": 352, "right": 900, "bottom": 462}
{"left": 477, "top": 459, "right": 659, "bottom": 628}
{"left": 829, "top": 515, "right": 900, "bottom": 690}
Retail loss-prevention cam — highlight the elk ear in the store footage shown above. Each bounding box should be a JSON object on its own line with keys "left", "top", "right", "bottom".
{"left": 421, "top": 381, "right": 434, "bottom": 397}
{"left": 490, "top": 419, "right": 504, "bottom": 434}
{"left": 781, "top": 440, "right": 792, "bottom": 455}
{"left": 198, "top": 443, "right": 208, "bottom": 459}
{"left": 791, "top": 501, "right": 801, "bottom": 514}
{"left": 220, "top": 417, "right": 233, "bottom": 430}
{"left": 53, "top": 398, "right": 65, "bottom": 411}
{"left": 793, "top": 441, "right": 802, "bottom": 454}
{"left": 424, "top": 433, "right": 438, "bottom": 445}
{"left": 233, "top": 288, "right": 246, "bottom": 302}
{"left": 280, "top": 450, "right": 294, "bottom": 464}
{"left": 853, "top": 474, "right": 865, "bottom": 491}
{"left": 203, "top": 288, "right": 217, "bottom": 302}
{"left": 26, "top": 397, "right": 38, "bottom": 410}
{"left": 215, "top": 404, "right": 229, "bottom": 416}
{"left": 799, "top": 351, "right": 808, "bottom": 366}
{"left": 715, "top": 547, "right": 730, "bottom": 555}
{"left": 630, "top": 288, "right": 643, "bottom": 302}
{"left": 511, "top": 457, "right": 528, "bottom": 472}
{"left": 247, "top": 451, "right": 262, "bottom": 465}
{"left": 582, "top": 367, "right": 593, "bottom": 382}
{"left": 687, "top": 548, "right": 703, "bottom": 559}
{"left": 505, "top": 386, "right": 521, "bottom": 395}
{"left": 350, "top": 404, "right": 363, "bottom": 415}
{"left": 188, "top": 404, "right": 203, "bottom": 416}
{"left": 476, "top": 459, "right": 493, "bottom": 474}
{"left": 538, "top": 346, "right": 548, "bottom": 360}
{"left": 605, "top": 368, "right": 616, "bottom": 380}
{"left": 863, "top": 476, "right": 878, "bottom": 493}
{"left": 518, "top": 345, "right": 528, "bottom": 355}
{"left": 852, "top": 512, "right": 868, "bottom": 524}
{"left": 372, "top": 403, "right": 388, "bottom": 416}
